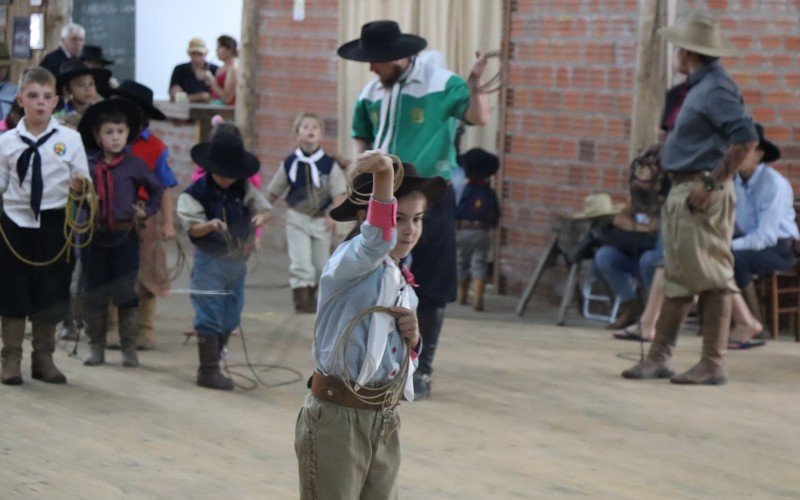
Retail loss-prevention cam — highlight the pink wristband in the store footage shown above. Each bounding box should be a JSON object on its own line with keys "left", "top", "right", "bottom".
{"left": 367, "top": 197, "right": 397, "bottom": 242}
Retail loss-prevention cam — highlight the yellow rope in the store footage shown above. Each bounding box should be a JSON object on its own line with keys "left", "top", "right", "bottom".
{"left": 0, "top": 178, "right": 97, "bottom": 267}
{"left": 346, "top": 153, "right": 405, "bottom": 206}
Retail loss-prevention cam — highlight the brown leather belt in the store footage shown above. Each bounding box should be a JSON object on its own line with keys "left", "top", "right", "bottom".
{"left": 310, "top": 372, "right": 388, "bottom": 410}
{"left": 456, "top": 220, "right": 492, "bottom": 230}
{"left": 668, "top": 171, "right": 706, "bottom": 184}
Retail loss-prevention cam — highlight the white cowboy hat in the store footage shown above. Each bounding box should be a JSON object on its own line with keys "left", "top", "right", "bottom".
{"left": 658, "top": 11, "right": 738, "bottom": 58}
{"left": 572, "top": 193, "right": 624, "bottom": 219}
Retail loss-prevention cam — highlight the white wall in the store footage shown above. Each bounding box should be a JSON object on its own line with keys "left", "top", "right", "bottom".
{"left": 135, "top": 0, "right": 243, "bottom": 100}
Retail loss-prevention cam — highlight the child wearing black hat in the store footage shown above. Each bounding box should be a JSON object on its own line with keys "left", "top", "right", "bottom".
{"left": 177, "top": 129, "right": 270, "bottom": 390}
{"left": 295, "top": 150, "right": 445, "bottom": 498}
{"left": 77, "top": 98, "right": 163, "bottom": 368}
{"left": 455, "top": 148, "right": 500, "bottom": 311}
{"left": 53, "top": 59, "right": 110, "bottom": 129}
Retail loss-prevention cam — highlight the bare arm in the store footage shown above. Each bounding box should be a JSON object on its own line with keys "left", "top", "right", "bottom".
{"left": 188, "top": 219, "right": 226, "bottom": 238}
{"left": 710, "top": 141, "right": 758, "bottom": 183}
{"left": 352, "top": 138, "right": 370, "bottom": 159}
{"left": 463, "top": 51, "right": 491, "bottom": 126}
{"left": 161, "top": 188, "right": 176, "bottom": 240}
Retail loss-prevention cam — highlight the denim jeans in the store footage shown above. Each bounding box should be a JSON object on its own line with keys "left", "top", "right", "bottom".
{"left": 190, "top": 250, "right": 247, "bottom": 337}
{"left": 593, "top": 238, "right": 663, "bottom": 302}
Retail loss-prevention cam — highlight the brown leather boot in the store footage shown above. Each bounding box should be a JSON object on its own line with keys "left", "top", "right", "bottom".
{"left": 457, "top": 279, "right": 470, "bottom": 305}
{"left": 196, "top": 335, "right": 233, "bottom": 390}
{"left": 83, "top": 303, "right": 108, "bottom": 366}
{"left": 606, "top": 300, "right": 640, "bottom": 330}
{"left": 1, "top": 317, "right": 25, "bottom": 385}
{"left": 671, "top": 291, "right": 730, "bottom": 385}
{"left": 31, "top": 322, "right": 66, "bottom": 384}
{"left": 136, "top": 294, "right": 157, "bottom": 350}
{"left": 292, "top": 287, "right": 307, "bottom": 313}
{"left": 472, "top": 279, "right": 486, "bottom": 311}
{"left": 622, "top": 297, "right": 693, "bottom": 379}
{"left": 118, "top": 307, "right": 140, "bottom": 367}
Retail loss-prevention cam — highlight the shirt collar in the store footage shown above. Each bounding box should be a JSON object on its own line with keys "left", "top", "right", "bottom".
{"left": 687, "top": 59, "right": 721, "bottom": 87}
{"left": 98, "top": 153, "right": 126, "bottom": 168}
{"left": 16, "top": 117, "right": 60, "bottom": 140}
{"left": 402, "top": 58, "right": 424, "bottom": 84}
{"left": 139, "top": 127, "right": 151, "bottom": 140}
{"left": 736, "top": 163, "right": 766, "bottom": 189}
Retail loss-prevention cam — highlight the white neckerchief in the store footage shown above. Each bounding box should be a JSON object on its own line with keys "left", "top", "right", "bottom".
{"left": 355, "top": 257, "right": 417, "bottom": 401}
{"left": 288, "top": 147, "right": 325, "bottom": 188}
{"left": 372, "top": 62, "right": 415, "bottom": 151}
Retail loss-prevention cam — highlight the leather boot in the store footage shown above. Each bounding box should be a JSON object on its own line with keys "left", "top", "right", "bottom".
{"left": 471, "top": 279, "right": 486, "bottom": 312}
{"left": 606, "top": 299, "right": 640, "bottom": 330}
{"left": 304, "top": 286, "right": 318, "bottom": 313}
{"left": 136, "top": 294, "right": 157, "bottom": 350}
{"left": 196, "top": 335, "right": 233, "bottom": 390}
{"left": 31, "top": 322, "right": 66, "bottom": 383}
{"left": 83, "top": 304, "right": 108, "bottom": 366}
{"left": 106, "top": 303, "right": 121, "bottom": 349}
{"left": 118, "top": 307, "right": 140, "bottom": 367}
{"left": 292, "top": 287, "right": 307, "bottom": 313}
{"left": 1, "top": 317, "right": 25, "bottom": 385}
{"left": 457, "top": 279, "right": 470, "bottom": 305}
{"left": 622, "top": 297, "right": 692, "bottom": 379}
{"left": 671, "top": 291, "right": 730, "bottom": 385}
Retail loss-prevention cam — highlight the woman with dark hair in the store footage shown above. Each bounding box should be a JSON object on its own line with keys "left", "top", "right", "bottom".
{"left": 204, "top": 35, "right": 238, "bottom": 105}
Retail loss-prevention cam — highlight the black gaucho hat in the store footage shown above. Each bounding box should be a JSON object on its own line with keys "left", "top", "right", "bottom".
{"left": 330, "top": 162, "right": 446, "bottom": 222}
{"left": 80, "top": 45, "right": 114, "bottom": 66}
{"left": 77, "top": 98, "right": 142, "bottom": 151}
{"left": 337, "top": 20, "right": 427, "bottom": 63}
{"left": 458, "top": 148, "right": 500, "bottom": 180}
{"left": 102, "top": 80, "right": 166, "bottom": 121}
{"left": 56, "top": 59, "right": 111, "bottom": 96}
{"left": 191, "top": 132, "right": 260, "bottom": 180}
{"left": 755, "top": 123, "right": 781, "bottom": 164}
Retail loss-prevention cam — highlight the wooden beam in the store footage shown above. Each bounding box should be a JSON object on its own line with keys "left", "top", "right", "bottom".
{"left": 628, "top": 0, "right": 667, "bottom": 159}
{"left": 235, "top": 0, "right": 259, "bottom": 152}
{"left": 44, "top": 0, "right": 72, "bottom": 60}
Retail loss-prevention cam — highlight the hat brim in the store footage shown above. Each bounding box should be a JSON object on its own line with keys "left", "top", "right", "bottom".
{"left": 57, "top": 67, "right": 113, "bottom": 96}
{"left": 77, "top": 98, "right": 143, "bottom": 152}
{"left": 458, "top": 152, "right": 500, "bottom": 179}
{"left": 572, "top": 203, "right": 624, "bottom": 219}
{"left": 337, "top": 35, "right": 427, "bottom": 63}
{"left": 103, "top": 88, "right": 167, "bottom": 121}
{"left": 658, "top": 26, "right": 739, "bottom": 57}
{"left": 760, "top": 139, "right": 781, "bottom": 163}
{"left": 329, "top": 174, "right": 446, "bottom": 222}
{"left": 190, "top": 142, "right": 260, "bottom": 180}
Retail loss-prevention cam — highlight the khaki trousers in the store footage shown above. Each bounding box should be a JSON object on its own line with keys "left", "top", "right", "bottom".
{"left": 662, "top": 179, "right": 738, "bottom": 298}
{"left": 295, "top": 394, "right": 401, "bottom": 500}
{"left": 286, "top": 209, "right": 331, "bottom": 289}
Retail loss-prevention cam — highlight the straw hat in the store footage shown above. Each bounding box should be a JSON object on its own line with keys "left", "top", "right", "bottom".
{"left": 658, "top": 11, "right": 738, "bottom": 58}
{"left": 187, "top": 38, "right": 208, "bottom": 55}
{"left": 572, "top": 193, "right": 624, "bottom": 219}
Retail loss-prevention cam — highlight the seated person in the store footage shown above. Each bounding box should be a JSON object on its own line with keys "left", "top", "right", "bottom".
{"left": 593, "top": 145, "right": 665, "bottom": 330}
{"left": 80, "top": 44, "right": 118, "bottom": 90}
{"left": 169, "top": 38, "right": 218, "bottom": 103}
{"left": 728, "top": 124, "right": 799, "bottom": 348}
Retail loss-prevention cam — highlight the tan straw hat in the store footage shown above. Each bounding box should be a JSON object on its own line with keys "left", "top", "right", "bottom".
{"left": 187, "top": 37, "right": 208, "bottom": 55}
{"left": 658, "top": 11, "right": 738, "bottom": 57}
{"left": 572, "top": 193, "right": 624, "bottom": 219}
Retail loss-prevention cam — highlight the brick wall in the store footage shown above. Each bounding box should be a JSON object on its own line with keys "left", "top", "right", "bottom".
{"left": 499, "top": 0, "right": 800, "bottom": 297}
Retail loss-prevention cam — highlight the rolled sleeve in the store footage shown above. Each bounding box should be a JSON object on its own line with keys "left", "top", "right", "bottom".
{"left": 706, "top": 86, "right": 757, "bottom": 144}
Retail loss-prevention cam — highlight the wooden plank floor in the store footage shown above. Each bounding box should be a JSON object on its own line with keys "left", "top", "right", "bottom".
{"left": 1, "top": 250, "right": 799, "bottom": 499}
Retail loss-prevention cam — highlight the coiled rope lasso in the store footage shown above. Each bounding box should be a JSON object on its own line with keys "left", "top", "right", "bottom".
{"left": 0, "top": 178, "right": 97, "bottom": 266}
{"left": 345, "top": 153, "right": 405, "bottom": 206}
{"left": 472, "top": 50, "right": 506, "bottom": 94}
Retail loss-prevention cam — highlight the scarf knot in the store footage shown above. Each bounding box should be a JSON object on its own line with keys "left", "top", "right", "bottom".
{"left": 288, "top": 148, "right": 325, "bottom": 188}
{"left": 95, "top": 154, "right": 125, "bottom": 227}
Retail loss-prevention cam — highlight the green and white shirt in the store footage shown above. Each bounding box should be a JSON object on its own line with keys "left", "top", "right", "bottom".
{"left": 351, "top": 60, "right": 471, "bottom": 180}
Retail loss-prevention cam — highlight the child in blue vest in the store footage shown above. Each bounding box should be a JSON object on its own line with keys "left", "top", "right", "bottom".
{"left": 455, "top": 148, "right": 500, "bottom": 311}
{"left": 178, "top": 130, "right": 271, "bottom": 390}
{"left": 267, "top": 112, "right": 346, "bottom": 313}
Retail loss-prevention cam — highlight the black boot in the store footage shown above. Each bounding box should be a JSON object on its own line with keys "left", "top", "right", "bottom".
{"left": 415, "top": 306, "right": 445, "bottom": 398}
{"left": 118, "top": 307, "right": 140, "bottom": 368}
{"left": 196, "top": 335, "right": 233, "bottom": 390}
{"left": 83, "top": 303, "right": 108, "bottom": 366}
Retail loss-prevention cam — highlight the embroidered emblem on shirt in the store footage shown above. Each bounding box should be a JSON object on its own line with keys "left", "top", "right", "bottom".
{"left": 473, "top": 199, "right": 483, "bottom": 208}
{"left": 53, "top": 142, "right": 66, "bottom": 156}
{"left": 370, "top": 111, "right": 379, "bottom": 125}
{"left": 410, "top": 108, "right": 425, "bottom": 124}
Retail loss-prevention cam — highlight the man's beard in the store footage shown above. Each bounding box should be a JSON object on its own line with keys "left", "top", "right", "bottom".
{"left": 380, "top": 64, "right": 405, "bottom": 87}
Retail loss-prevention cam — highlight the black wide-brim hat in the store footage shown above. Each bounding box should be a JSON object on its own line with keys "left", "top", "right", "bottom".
{"left": 330, "top": 162, "right": 446, "bottom": 222}
{"left": 80, "top": 45, "right": 114, "bottom": 65}
{"left": 337, "top": 20, "right": 427, "bottom": 63}
{"left": 458, "top": 148, "right": 500, "bottom": 180}
{"left": 191, "top": 132, "right": 260, "bottom": 180}
{"left": 755, "top": 123, "right": 781, "bottom": 163}
{"left": 77, "top": 98, "right": 142, "bottom": 151}
{"left": 56, "top": 59, "right": 112, "bottom": 96}
{"left": 102, "top": 80, "right": 166, "bottom": 121}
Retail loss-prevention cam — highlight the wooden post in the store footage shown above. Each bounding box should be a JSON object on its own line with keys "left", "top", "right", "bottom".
{"left": 44, "top": 0, "right": 72, "bottom": 59}
{"left": 235, "top": 0, "right": 259, "bottom": 152}
{"left": 628, "top": 0, "right": 667, "bottom": 159}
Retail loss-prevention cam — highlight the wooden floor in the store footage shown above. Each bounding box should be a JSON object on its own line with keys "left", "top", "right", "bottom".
{"left": 1, "top": 250, "right": 800, "bottom": 499}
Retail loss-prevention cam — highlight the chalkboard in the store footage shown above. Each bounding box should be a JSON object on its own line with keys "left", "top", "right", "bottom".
{"left": 72, "top": 0, "right": 136, "bottom": 82}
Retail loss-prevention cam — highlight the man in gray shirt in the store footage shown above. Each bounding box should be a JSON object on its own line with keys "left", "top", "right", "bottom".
{"left": 623, "top": 12, "right": 757, "bottom": 385}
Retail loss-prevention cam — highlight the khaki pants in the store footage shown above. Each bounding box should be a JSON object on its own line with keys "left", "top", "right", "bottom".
{"left": 286, "top": 209, "right": 330, "bottom": 289}
{"left": 295, "top": 394, "right": 401, "bottom": 500}
{"left": 662, "top": 179, "right": 738, "bottom": 298}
